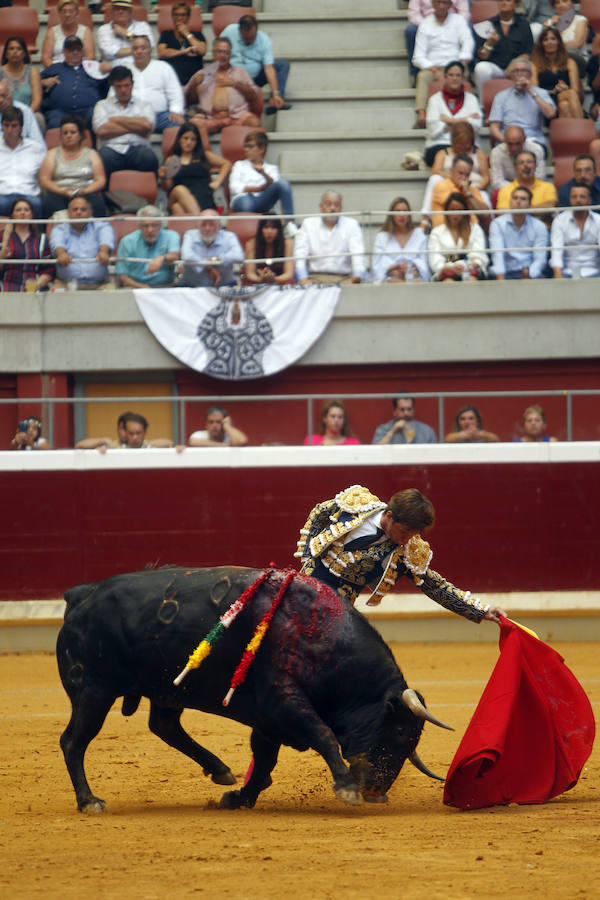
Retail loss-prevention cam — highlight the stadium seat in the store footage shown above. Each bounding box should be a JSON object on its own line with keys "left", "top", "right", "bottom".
{"left": 0, "top": 8, "right": 39, "bottom": 55}
{"left": 111, "top": 215, "right": 140, "bottom": 247}
{"left": 552, "top": 157, "right": 574, "bottom": 189}
{"left": 579, "top": 0, "right": 600, "bottom": 39}
{"left": 220, "top": 123, "right": 266, "bottom": 163}
{"left": 211, "top": 5, "right": 256, "bottom": 38}
{"left": 482, "top": 77, "right": 512, "bottom": 121}
{"left": 549, "top": 118, "right": 596, "bottom": 158}
{"left": 157, "top": 6, "right": 203, "bottom": 35}
{"left": 45, "top": 128, "right": 93, "bottom": 149}
{"left": 162, "top": 126, "right": 181, "bottom": 160}
{"left": 226, "top": 213, "right": 259, "bottom": 248}
{"left": 167, "top": 216, "right": 197, "bottom": 242}
{"left": 108, "top": 170, "right": 158, "bottom": 204}
{"left": 47, "top": 6, "right": 93, "bottom": 28}
{"left": 470, "top": 1, "right": 500, "bottom": 24}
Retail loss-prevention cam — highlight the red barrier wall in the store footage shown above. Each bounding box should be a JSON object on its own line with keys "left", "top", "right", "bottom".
{"left": 1, "top": 454, "right": 598, "bottom": 600}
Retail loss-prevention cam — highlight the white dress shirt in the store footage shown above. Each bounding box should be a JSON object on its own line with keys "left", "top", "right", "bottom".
{"left": 97, "top": 20, "right": 155, "bottom": 69}
{"left": 229, "top": 159, "right": 281, "bottom": 204}
{"left": 371, "top": 229, "right": 430, "bottom": 282}
{"left": 550, "top": 210, "right": 600, "bottom": 277}
{"left": 0, "top": 136, "right": 45, "bottom": 195}
{"left": 413, "top": 13, "right": 475, "bottom": 70}
{"left": 294, "top": 215, "right": 366, "bottom": 280}
{"left": 428, "top": 222, "right": 488, "bottom": 277}
{"left": 425, "top": 90, "right": 483, "bottom": 147}
{"left": 131, "top": 59, "right": 184, "bottom": 116}
{"left": 92, "top": 95, "right": 156, "bottom": 152}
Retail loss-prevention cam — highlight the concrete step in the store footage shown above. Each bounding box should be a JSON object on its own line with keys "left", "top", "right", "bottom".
{"left": 287, "top": 65, "right": 409, "bottom": 92}
{"left": 286, "top": 90, "right": 415, "bottom": 112}
{"left": 264, "top": 0, "right": 401, "bottom": 13}
{"left": 276, "top": 104, "right": 417, "bottom": 132}
{"left": 282, "top": 179, "right": 428, "bottom": 219}
{"left": 262, "top": 19, "right": 406, "bottom": 55}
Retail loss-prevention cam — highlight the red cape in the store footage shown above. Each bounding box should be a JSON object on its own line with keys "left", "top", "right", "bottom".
{"left": 443, "top": 617, "right": 595, "bottom": 809}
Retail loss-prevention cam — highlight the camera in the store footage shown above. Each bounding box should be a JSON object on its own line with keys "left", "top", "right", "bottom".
{"left": 18, "top": 420, "right": 29, "bottom": 433}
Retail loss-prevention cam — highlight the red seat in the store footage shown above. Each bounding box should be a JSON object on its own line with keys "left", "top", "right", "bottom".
{"left": 552, "top": 157, "right": 575, "bottom": 190}
{"left": 108, "top": 171, "right": 158, "bottom": 204}
{"left": 579, "top": 0, "right": 600, "bottom": 38}
{"left": 220, "top": 123, "right": 266, "bottom": 163}
{"left": 167, "top": 216, "right": 198, "bottom": 242}
{"left": 47, "top": 7, "right": 93, "bottom": 28}
{"left": 549, "top": 118, "right": 596, "bottom": 158}
{"left": 162, "top": 126, "right": 181, "bottom": 160}
{"left": 0, "top": 8, "right": 39, "bottom": 55}
{"left": 225, "top": 213, "right": 259, "bottom": 248}
{"left": 45, "top": 127, "right": 93, "bottom": 149}
{"left": 111, "top": 215, "right": 140, "bottom": 247}
{"left": 482, "top": 77, "right": 512, "bottom": 121}
{"left": 211, "top": 5, "right": 256, "bottom": 38}
{"left": 470, "top": 0, "right": 500, "bottom": 24}
{"left": 157, "top": 6, "right": 203, "bottom": 35}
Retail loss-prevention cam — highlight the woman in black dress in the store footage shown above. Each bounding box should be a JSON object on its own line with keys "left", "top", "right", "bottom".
{"left": 531, "top": 26, "right": 583, "bottom": 118}
{"left": 158, "top": 122, "right": 231, "bottom": 217}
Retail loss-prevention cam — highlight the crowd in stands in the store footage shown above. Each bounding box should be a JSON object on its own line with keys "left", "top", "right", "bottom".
{"left": 0, "top": 1, "right": 600, "bottom": 289}
{"left": 10, "top": 398, "right": 562, "bottom": 450}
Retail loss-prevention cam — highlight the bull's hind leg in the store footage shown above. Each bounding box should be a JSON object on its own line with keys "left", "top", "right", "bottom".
{"left": 148, "top": 702, "right": 236, "bottom": 785}
{"left": 60, "top": 687, "right": 115, "bottom": 813}
{"left": 219, "top": 728, "right": 280, "bottom": 810}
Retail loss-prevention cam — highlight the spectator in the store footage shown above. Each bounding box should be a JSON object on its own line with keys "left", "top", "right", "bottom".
{"left": 39, "top": 114, "right": 107, "bottom": 219}
{"left": 41, "top": 36, "right": 108, "bottom": 131}
{"left": 424, "top": 61, "right": 483, "bottom": 166}
{"left": 586, "top": 35, "right": 600, "bottom": 121}
{"left": 1, "top": 37, "right": 42, "bottom": 121}
{"left": 159, "top": 122, "right": 230, "bottom": 217}
{"left": 429, "top": 192, "right": 488, "bottom": 281}
{"left": 180, "top": 209, "right": 244, "bottom": 288}
{"left": 294, "top": 191, "right": 366, "bottom": 284}
{"left": 473, "top": 0, "right": 533, "bottom": 97}
{"left": 431, "top": 153, "right": 489, "bottom": 227}
{"left": 514, "top": 404, "right": 557, "bottom": 442}
{"left": 0, "top": 197, "right": 54, "bottom": 293}
{"left": 444, "top": 405, "right": 499, "bottom": 442}
{"left": 489, "top": 124, "right": 546, "bottom": 193}
{"left": 50, "top": 195, "right": 115, "bottom": 288}
{"left": 371, "top": 197, "right": 429, "bottom": 283}
{"left": 489, "top": 185, "right": 549, "bottom": 279}
{"left": 119, "top": 412, "right": 173, "bottom": 448}
{"left": 130, "top": 35, "right": 185, "bottom": 134}
{"left": 0, "top": 80, "right": 44, "bottom": 147}
{"left": 423, "top": 122, "right": 490, "bottom": 220}
{"left": 187, "top": 37, "right": 261, "bottom": 139}
{"left": 522, "top": 0, "right": 554, "bottom": 42}
{"left": 229, "top": 131, "right": 295, "bottom": 228}
{"left": 0, "top": 106, "right": 45, "bottom": 217}
{"left": 92, "top": 66, "right": 158, "bottom": 181}
{"left": 488, "top": 56, "right": 556, "bottom": 150}
{"left": 75, "top": 410, "right": 135, "bottom": 449}
{"left": 41, "top": 0, "right": 95, "bottom": 68}
{"left": 551, "top": 183, "right": 600, "bottom": 278}
{"left": 221, "top": 14, "right": 291, "bottom": 115}
{"left": 543, "top": 0, "right": 589, "bottom": 77}
{"left": 189, "top": 406, "right": 248, "bottom": 446}
{"left": 97, "top": 0, "right": 155, "bottom": 71}
{"left": 405, "top": 0, "right": 470, "bottom": 80}
{"left": 412, "top": 0, "right": 474, "bottom": 129}
{"left": 116, "top": 205, "right": 181, "bottom": 289}
{"left": 531, "top": 26, "right": 583, "bottom": 118}
{"left": 372, "top": 395, "right": 437, "bottom": 445}
{"left": 158, "top": 2, "right": 206, "bottom": 87}
{"left": 496, "top": 149, "right": 558, "bottom": 212}
{"left": 10, "top": 416, "right": 49, "bottom": 450}
{"left": 243, "top": 216, "right": 295, "bottom": 285}
{"left": 558, "top": 155, "right": 600, "bottom": 208}
{"left": 303, "top": 400, "right": 360, "bottom": 446}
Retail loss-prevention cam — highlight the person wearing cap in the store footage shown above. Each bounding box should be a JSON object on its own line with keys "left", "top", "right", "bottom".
{"left": 97, "top": 0, "right": 155, "bottom": 71}
{"left": 41, "top": 0, "right": 95, "bottom": 68}
{"left": 220, "top": 14, "right": 291, "bottom": 115}
{"left": 41, "top": 36, "right": 109, "bottom": 130}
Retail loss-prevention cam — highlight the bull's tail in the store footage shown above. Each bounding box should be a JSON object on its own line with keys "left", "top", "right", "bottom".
{"left": 122, "top": 693, "right": 142, "bottom": 717}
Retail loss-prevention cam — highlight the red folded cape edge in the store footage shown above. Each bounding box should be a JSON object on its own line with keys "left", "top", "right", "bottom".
{"left": 443, "top": 616, "right": 595, "bottom": 810}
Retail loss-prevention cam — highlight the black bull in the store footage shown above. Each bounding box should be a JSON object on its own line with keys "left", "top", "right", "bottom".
{"left": 57, "top": 566, "right": 451, "bottom": 812}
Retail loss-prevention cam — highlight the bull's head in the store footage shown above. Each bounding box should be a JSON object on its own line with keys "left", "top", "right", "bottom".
{"left": 348, "top": 689, "right": 453, "bottom": 802}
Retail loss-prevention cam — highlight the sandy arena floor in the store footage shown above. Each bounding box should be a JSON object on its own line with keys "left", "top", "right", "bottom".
{"left": 1, "top": 642, "right": 598, "bottom": 899}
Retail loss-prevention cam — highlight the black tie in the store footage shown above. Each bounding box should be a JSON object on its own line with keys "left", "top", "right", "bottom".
{"left": 344, "top": 527, "right": 385, "bottom": 552}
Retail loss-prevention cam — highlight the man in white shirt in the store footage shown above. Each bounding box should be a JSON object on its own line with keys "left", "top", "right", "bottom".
{"left": 0, "top": 81, "right": 45, "bottom": 148}
{"left": 229, "top": 131, "right": 295, "bottom": 225}
{"left": 412, "top": 0, "right": 474, "bottom": 128}
{"left": 0, "top": 106, "right": 45, "bottom": 216}
{"left": 294, "top": 191, "right": 366, "bottom": 284}
{"left": 551, "top": 184, "right": 600, "bottom": 279}
{"left": 92, "top": 66, "right": 158, "bottom": 180}
{"left": 489, "top": 124, "right": 546, "bottom": 192}
{"left": 97, "top": 0, "right": 155, "bottom": 71}
{"left": 130, "top": 35, "right": 185, "bottom": 133}
{"left": 405, "top": 0, "right": 470, "bottom": 78}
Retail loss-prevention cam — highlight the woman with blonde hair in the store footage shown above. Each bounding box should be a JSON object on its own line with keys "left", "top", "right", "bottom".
{"left": 41, "top": 0, "right": 95, "bottom": 67}
{"left": 531, "top": 26, "right": 583, "bottom": 118}
{"left": 514, "top": 404, "right": 557, "bottom": 442}
{"left": 372, "top": 197, "right": 429, "bottom": 282}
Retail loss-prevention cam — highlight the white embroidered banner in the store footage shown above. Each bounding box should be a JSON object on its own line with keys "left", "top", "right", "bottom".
{"left": 134, "top": 284, "right": 341, "bottom": 379}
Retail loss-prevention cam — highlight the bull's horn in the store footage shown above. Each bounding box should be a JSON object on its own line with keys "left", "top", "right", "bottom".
{"left": 409, "top": 750, "right": 445, "bottom": 782}
{"left": 401, "top": 688, "right": 454, "bottom": 731}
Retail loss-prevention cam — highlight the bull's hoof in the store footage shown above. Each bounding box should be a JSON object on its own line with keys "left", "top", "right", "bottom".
{"left": 218, "top": 789, "right": 255, "bottom": 810}
{"left": 79, "top": 797, "right": 109, "bottom": 814}
{"left": 364, "top": 793, "right": 388, "bottom": 804}
{"left": 334, "top": 785, "right": 363, "bottom": 805}
{"left": 211, "top": 769, "right": 236, "bottom": 786}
